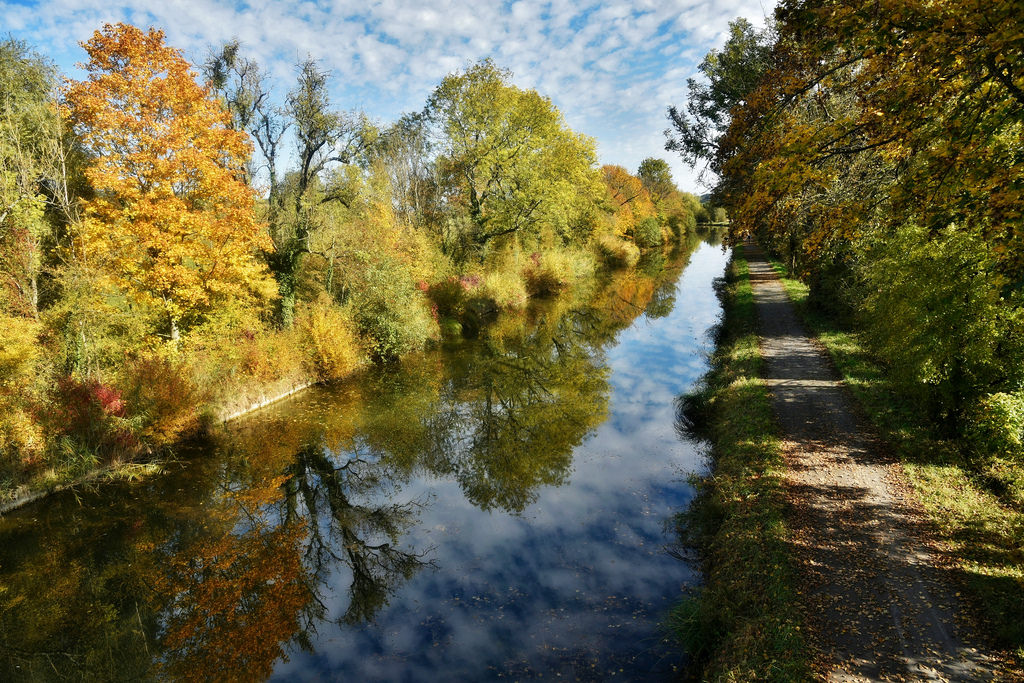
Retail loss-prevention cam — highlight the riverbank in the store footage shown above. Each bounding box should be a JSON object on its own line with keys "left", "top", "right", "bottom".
{"left": 0, "top": 239, "right": 701, "bottom": 516}
{"left": 672, "top": 246, "right": 809, "bottom": 680}
{"left": 0, "top": 376, "right": 316, "bottom": 516}
{"left": 768, "top": 258, "right": 1024, "bottom": 670}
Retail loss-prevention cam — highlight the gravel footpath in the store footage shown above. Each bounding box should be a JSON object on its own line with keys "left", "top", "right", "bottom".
{"left": 746, "top": 245, "right": 1000, "bottom": 681}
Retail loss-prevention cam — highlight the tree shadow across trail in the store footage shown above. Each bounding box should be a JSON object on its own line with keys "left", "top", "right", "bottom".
{"left": 746, "top": 248, "right": 1005, "bottom": 681}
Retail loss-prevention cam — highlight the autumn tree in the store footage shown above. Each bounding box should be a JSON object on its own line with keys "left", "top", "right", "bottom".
{"left": 601, "top": 165, "right": 656, "bottom": 238}
{"left": 694, "top": 0, "right": 1024, "bottom": 432}
{"left": 63, "top": 23, "right": 275, "bottom": 341}
{"left": 426, "top": 59, "right": 602, "bottom": 258}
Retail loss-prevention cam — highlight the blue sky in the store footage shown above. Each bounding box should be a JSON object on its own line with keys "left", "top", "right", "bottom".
{"left": 2, "top": 0, "right": 775, "bottom": 191}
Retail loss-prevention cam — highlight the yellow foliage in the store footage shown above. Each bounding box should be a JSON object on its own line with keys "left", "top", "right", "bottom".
{"left": 524, "top": 249, "right": 579, "bottom": 296}
{"left": 602, "top": 165, "right": 657, "bottom": 237}
{"left": 0, "top": 313, "right": 43, "bottom": 463}
{"left": 479, "top": 269, "right": 529, "bottom": 310}
{"left": 62, "top": 23, "right": 276, "bottom": 339}
{"left": 0, "top": 312, "right": 39, "bottom": 387}
{"left": 595, "top": 234, "right": 640, "bottom": 268}
{"left": 298, "top": 296, "right": 364, "bottom": 382}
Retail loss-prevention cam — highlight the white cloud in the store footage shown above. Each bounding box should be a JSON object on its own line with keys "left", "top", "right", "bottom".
{"left": 1, "top": 0, "right": 777, "bottom": 191}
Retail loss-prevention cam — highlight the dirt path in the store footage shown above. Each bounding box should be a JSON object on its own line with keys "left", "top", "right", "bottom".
{"left": 745, "top": 246, "right": 999, "bottom": 681}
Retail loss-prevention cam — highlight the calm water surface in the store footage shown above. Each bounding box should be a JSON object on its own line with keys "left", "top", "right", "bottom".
{"left": 0, "top": 236, "right": 729, "bottom": 681}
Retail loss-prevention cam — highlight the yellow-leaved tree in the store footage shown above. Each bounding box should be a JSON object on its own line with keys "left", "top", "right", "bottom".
{"left": 63, "top": 23, "right": 274, "bottom": 341}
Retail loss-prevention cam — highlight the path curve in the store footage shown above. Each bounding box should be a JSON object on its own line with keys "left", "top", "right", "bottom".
{"left": 746, "top": 245, "right": 999, "bottom": 681}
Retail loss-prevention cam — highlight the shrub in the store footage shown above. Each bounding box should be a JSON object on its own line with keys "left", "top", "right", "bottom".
{"left": 966, "top": 392, "right": 1024, "bottom": 461}
{"left": 121, "top": 354, "right": 205, "bottom": 445}
{"left": 856, "top": 223, "right": 1024, "bottom": 426}
{"left": 0, "top": 409, "right": 43, "bottom": 472}
{"left": 596, "top": 234, "right": 640, "bottom": 267}
{"left": 439, "top": 317, "right": 463, "bottom": 339}
{"left": 298, "top": 297, "right": 364, "bottom": 382}
{"left": 566, "top": 248, "right": 597, "bottom": 281}
{"left": 350, "top": 258, "right": 438, "bottom": 360}
{"left": 524, "top": 250, "right": 572, "bottom": 296}
{"left": 50, "top": 376, "right": 138, "bottom": 455}
{"left": 632, "top": 216, "right": 663, "bottom": 249}
{"left": 427, "top": 275, "right": 480, "bottom": 318}
{"left": 478, "top": 269, "right": 529, "bottom": 310}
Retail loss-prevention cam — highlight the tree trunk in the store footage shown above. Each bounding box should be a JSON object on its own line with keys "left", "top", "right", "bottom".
{"left": 30, "top": 275, "right": 39, "bottom": 318}
{"left": 278, "top": 274, "right": 296, "bottom": 329}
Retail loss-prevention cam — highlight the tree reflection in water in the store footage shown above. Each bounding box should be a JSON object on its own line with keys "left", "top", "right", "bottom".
{"left": 281, "top": 440, "right": 430, "bottom": 626}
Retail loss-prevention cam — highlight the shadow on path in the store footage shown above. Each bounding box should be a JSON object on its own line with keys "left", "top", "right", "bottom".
{"left": 746, "top": 245, "right": 999, "bottom": 681}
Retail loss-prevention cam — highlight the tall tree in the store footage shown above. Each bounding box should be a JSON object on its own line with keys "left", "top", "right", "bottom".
{"left": 366, "top": 112, "right": 435, "bottom": 227}
{"left": 426, "top": 59, "right": 602, "bottom": 256}
{"left": 665, "top": 17, "right": 775, "bottom": 181}
{"left": 0, "top": 39, "right": 78, "bottom": 318}
{"left": 265, "top": 58, "right": 367, "bottom": 327}
{"left": 63, "top": 23, "right": 275, "bottom": 341}
{"left": 203, "top": 41, "right": 289, "bottom": 196}
{"left": 703, "top": 0, "right": 1024, "bottom": 426}
{"left": 636, "top": 157, "right": 675, "bottom": 204}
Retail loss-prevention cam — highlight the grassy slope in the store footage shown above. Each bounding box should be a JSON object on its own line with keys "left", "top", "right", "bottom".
{"left": 768, "top": 260, "right": 1024, "bottom": 664}
{"left": 673, "top": 248, "right": 809, "bottom": 681}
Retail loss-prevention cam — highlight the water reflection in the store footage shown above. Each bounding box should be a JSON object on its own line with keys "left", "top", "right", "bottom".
{"left": 282, "top": 440, "right": 429, "bottom": 626}
{"left": 0, "top": 238, "right": 730, "bottom": 681}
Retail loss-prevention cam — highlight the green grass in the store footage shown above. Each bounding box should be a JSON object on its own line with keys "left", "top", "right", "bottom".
{"left": 673, "top": 248, "right": 810, "bottom": 681}
{"left": 768, "top": 258, "right": 1024, "bottom": 665}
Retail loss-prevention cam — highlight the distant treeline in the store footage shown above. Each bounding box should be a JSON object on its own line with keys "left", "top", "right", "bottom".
{"left": 0, "top": 23, "right": 712, "bottom": 496}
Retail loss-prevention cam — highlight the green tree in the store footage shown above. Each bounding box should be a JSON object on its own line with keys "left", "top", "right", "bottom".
{"left": 666, "top": 17, "right": 774, "bottom": 178}
{"left": 268, "top": 59, "right": 369, "bottom": 327}
{"left": 0, "top": 39, "right": 76, "bottom": 318}
{"left": 426, "top": 59, "right": 602, "bottom": 258}
{"left": 637, "top": 157, "right": 675, "bottom": 204}
{"left": 1, "top": 40, "right": 83, "bottom": 463}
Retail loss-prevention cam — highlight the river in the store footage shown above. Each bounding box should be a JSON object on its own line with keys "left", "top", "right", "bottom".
{"left": 0, "top": 234, "right": 729, "bottom": 681}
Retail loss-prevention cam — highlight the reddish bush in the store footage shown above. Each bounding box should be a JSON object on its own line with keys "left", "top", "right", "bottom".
{"left": 52, "top": 376, "right": 136, "bottom": 452}
{"left": 122, "top": 355, "right": 205, "bottom": 445}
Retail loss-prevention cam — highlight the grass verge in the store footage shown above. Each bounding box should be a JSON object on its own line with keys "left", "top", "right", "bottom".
{"left": 672, "top": 248, "right": 810, "bottom": 681}
{"left": 768, "top": 258, "right": 1024, "bottom": 664}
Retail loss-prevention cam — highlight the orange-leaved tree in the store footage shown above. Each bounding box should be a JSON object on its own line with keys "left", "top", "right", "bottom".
{"left": 601, "top": 165, "right": 656, "bottom": 237}
{"left": 63, "top": 23, "right": 274, "bottom": 341}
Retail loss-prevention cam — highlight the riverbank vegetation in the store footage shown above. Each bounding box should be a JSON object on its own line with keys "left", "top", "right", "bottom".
{"left": 672, "top": 248, "right": 808, "bottom": 680}
{"left": 0, "top": 23, "right": 707, "bottom": 505}
{"left": 668, "top": 0, "right": 1024, "bottom": 663}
